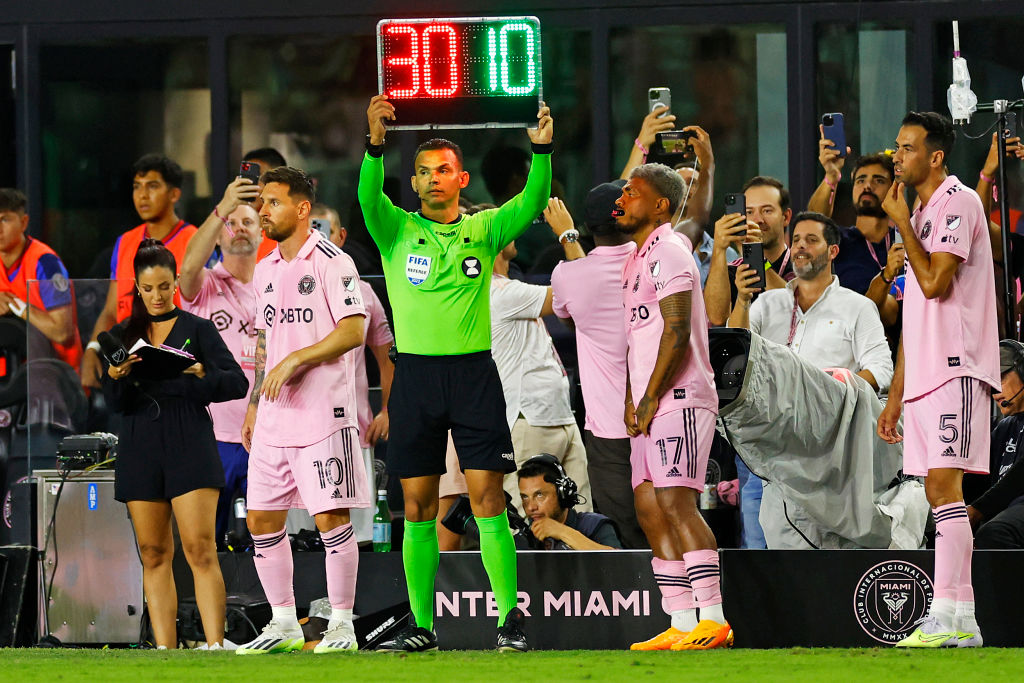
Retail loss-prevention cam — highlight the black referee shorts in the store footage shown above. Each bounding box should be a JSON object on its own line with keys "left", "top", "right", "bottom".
{"left": 387, "top": 351, "right": 515, "bottom": 479}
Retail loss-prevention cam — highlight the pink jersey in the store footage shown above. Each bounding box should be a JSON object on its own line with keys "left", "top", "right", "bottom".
{"left": 622, "top": 223, "right": 718, "bottom": 416}
{"left": 353, "top": 280, "right": 394, "bottom": 449}
{"left": 180, "top": 262, "right": 258, "bottom": 443}
{"left": 551, "top": 242, "right": 636, "bottom": 438}
{"left": 903, "top": 175, "right": 1000, "bottom": 401}
{"left": 252, "top": 231, "right": 367, "bottom": 447}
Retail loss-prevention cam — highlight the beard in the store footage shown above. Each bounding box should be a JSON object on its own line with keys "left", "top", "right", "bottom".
{"left": 793, "top": 250, "right": 830, "bottom": 280}
{"left": 855, "top": 193, "right": 887, "bottom": 218}
{"left": 262, "top": 219, "right": 294, "bottom": 243}
{"left": 614, "top": 215, "right": 643, "bottom": 235}
{"left": 224, "top": 237, "right": 258, "bottom": 256}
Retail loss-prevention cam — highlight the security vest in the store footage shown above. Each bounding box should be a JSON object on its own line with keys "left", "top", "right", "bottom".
{"left": 113, "top": 221, "right": 196, "bottom": 321}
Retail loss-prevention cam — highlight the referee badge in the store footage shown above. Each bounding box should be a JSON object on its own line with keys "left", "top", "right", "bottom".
{"left": 406, "top": 254, "right": 432, "bottom": 286}
{"left": 461, "top": 256, "right": 482, "bottom": 278}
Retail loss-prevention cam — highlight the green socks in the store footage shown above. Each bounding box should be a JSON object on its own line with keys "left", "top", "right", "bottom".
{"left": 403, "top": 519, "right": 440, "bottom": 631}
{"left": 477, "top": 510, "right": 519, "bottom": 625}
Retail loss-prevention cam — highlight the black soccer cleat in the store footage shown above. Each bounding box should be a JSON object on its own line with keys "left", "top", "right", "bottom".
{"left": 374, "top": 624, "right": 438, "bottom": 652}
{"left": 496, "top": 607, "right": 528, "bottom": 652}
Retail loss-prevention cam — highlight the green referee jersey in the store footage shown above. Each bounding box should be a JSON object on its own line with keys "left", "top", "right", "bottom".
{"left": 358, "top": 150, "right": 552, "bottom": 355}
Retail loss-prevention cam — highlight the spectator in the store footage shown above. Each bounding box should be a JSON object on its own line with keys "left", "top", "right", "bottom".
{"left": 311, "top": 203, "right": 382, "bottom": 276}
{"left": 549, "top": 182, "right": 646, "bottom": 549}
{"left": 481, "top": 144, "right": 557, "bottom": 270}
{"left": 969, "top": 340, "right": 1024, "bottom": 549}
{"left": 807, "top": 140, "right": 899, "bottom": 296}
{"left": 491, "top": 239, "right": 593, "bottom": 515}
{"left": 705, "top": 176, "right": 791, "bottom": 326}
{"left": 517, "top": 455, "right": 621, "bottom": 550}
{"left": 863, "top": 240, "right": 906, "bottom": 330}
{"left": 178, "top": 176, "right": 261, "bottom": 548}
{"left": 0, "top": 188, "right": 82, "bottom": 370}
{"left": 81, "top": 154, "right": 197, "bottom": 388}
{"left": 730, "top": 211, "right": 893, "bottom": 392}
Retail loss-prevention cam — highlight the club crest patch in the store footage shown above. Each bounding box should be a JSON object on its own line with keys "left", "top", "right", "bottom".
{"left": 298, "top": 275, "right": 316, "bottom": 295}
{"left": 920, "top": 220, "right": 932, "bottom": 240}
{"left": 406, "top": 254, "right": 432, "bottom": 286}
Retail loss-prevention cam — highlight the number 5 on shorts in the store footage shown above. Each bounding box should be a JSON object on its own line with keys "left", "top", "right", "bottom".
{"left": 938, "top": 414, "right": 959, "bottom": 444}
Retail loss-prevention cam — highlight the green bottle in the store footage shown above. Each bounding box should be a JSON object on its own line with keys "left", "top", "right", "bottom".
{"left": 372, "top": 489, "right": 392, "bottom": 552}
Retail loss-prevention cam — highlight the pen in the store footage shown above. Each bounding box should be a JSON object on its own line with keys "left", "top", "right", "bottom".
{"left": 182, "top": 339, "right": 191, "bottom": 352}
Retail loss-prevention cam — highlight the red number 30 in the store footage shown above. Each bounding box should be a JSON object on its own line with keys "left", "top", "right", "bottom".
{"left": 386, "top": 23, "right": 459, "bottom": 98}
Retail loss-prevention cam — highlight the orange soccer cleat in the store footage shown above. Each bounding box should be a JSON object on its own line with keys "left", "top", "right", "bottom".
{"left": 669, "top": 620, "right": 733, "bottom": 650}
{"left": 629, "top": 627, "right": 688, "bottom": 651}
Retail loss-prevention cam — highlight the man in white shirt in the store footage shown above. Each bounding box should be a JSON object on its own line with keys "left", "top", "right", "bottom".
{"left": 729, "top": 211, "right": 893, "bottom": 392}
{"left": 491, "top": 241, "right": 592, "bottom": 515}
{"left": 728, "top": 211, "right": 893, "bottom": 549}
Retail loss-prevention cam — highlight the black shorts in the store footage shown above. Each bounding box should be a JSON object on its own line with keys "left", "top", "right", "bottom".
{"left": 387, "top": 351, "right": 515, "bottom": 479}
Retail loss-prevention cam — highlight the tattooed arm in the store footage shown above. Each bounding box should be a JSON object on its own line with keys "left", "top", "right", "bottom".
{"left": 634, "top": 291, "right": 692, "bottom": 435}
{"left": 241, "top": 329, "right": 266, "bottom": 451}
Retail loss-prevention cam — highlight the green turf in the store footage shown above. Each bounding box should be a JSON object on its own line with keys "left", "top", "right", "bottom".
{"left": 0, "top": 648, "right": 1022, "bottom": 681}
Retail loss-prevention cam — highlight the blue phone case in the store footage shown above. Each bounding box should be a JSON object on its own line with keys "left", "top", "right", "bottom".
{"left": 822, "top": 113, "right": 846, "bottom": 158}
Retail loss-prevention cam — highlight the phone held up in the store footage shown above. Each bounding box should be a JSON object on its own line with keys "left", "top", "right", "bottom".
{"left": 311, "top": 218, "right": 331, "bottom": 240}
{"left": 821, "top": 113, "right": 847, "bottom": 158}
{"left": 725, "top": 193, "right": 747, "bottom": 237}
{"left": 742, "top": 242, "right": 767, "bottom": 290}
{"left": 239, "top": 161, "right": 261, "bottom": 186}
{"left": 648, "top": 87, "right": 671, "bottom": 118}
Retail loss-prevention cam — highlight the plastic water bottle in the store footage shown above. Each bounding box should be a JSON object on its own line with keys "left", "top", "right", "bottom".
{"left": 372, "top": 489, "right": 392, "bottom": 552}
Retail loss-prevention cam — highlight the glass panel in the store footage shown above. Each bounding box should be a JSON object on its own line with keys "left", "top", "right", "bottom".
{"left": 815, "top": 22, "right": 913, "bottom": 224}
{"left": 610, "top": 24, "right": 788, "bottom": 201}
{"left": 0, "top": 45, "right": 14, "bottom": 188}
{"left": 40, "top": 39, "right": 210, "bottom": 278}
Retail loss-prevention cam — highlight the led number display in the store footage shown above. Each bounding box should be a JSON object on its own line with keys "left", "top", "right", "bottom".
{"left": 377, "top": 16, "right": 543, "bottom": 129}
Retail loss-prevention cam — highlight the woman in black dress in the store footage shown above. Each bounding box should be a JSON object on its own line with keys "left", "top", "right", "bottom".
{"left": 103, "top": 239, "right": 247, "bottom": 649}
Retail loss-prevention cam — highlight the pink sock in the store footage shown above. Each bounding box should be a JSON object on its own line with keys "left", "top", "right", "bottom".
{"left": 252, "top": 528, "right": 295, "bottom": 607}
{"left": 321, "top": 523, "right": 358, "bottom": 610}
{"left": 683, "top": 549, "right": 722, "bottom": 608}
{"left": 650, "top": 557, "right": 694, "bottom": 612}
{"left": 933, "top": 503, "right": 972, "bottom": 602}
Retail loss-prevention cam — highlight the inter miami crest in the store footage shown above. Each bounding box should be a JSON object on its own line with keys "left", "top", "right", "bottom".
{"left": 461, "top": 256, "right": 482, "bottom": 278}
{"left": 298, "top": 275, "right": 316, "bottom": 295}
{"left": 920, "top": 220, "right": 932, "bottom": 240}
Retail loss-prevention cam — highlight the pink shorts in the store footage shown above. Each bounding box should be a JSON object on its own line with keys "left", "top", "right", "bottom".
{"left": 248, "top": 427, "right": 371, "bottom": 515}
{"left": 903, "top": 377, "right": 991, "bottom": 477}
{"left": 630, "top": 408, "right": 715, "bottom": 490}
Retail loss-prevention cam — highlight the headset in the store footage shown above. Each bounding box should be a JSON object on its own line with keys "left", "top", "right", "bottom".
{"left": 520, "top": 453, "right": 581, "bottom": 510}
{"left": 999, "top": 339, "right": 1024, "bottom": 407}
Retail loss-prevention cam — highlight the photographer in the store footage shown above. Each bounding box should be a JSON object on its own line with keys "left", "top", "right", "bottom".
{"left": 517, "top": 455, "right": 621, "bottom": 551}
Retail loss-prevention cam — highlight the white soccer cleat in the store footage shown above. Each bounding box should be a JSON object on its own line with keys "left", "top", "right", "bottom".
{"left": 235, "top": 620, "right": 305, "bottom": 655}
{"left": 313, "top": 621, "right": 359, "bottom": 654}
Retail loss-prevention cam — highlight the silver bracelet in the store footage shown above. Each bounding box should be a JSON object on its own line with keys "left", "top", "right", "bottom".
{"left": 559, "top": 228, "right": 580, "bottom": 244}
{"left": 86, "top": 341, "right": 102, "bottom": 354}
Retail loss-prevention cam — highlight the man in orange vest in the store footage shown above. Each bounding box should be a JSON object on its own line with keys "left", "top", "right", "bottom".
{"left": 0, "top": 188, "right": 82, "bottom": 370}
{"left": 80, "top": 154, "right": 197, "bottom": 387}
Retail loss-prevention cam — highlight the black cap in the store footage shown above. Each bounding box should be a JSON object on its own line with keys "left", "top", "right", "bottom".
{"left": 584, "top": 179, "right": 626, "bottom": 234}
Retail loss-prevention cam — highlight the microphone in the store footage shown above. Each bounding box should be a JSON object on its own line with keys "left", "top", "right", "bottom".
{"left": 97, "top": 331, "right": 129, "bottom": 367}
{"left": 947, "top": 21, "right": 977, "bottom": 124}
{"left": 1000, "top": 385, "right": 1024, "bottom": 408}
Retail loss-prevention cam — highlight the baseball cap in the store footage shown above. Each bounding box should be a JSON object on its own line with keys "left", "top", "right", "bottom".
{"left": 584, "top": 179, "right": 626, "bottom": 234}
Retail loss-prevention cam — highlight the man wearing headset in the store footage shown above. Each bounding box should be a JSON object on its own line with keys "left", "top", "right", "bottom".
{"left": 517, "top": 455, "right": 622, "bottom": 551}
{"left": 966, "top": 340, "right": 1024, "bottom": 549}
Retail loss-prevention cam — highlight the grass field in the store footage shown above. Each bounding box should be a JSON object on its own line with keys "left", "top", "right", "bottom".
{"left": 0, "top": 648, "right": 1021, "bottom": 681}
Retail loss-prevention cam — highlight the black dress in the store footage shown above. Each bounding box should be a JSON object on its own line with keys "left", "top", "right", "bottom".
{"left": 102, "top": 309, "right": 248, "bottom": 502}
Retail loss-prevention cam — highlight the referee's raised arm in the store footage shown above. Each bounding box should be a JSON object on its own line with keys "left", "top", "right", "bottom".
{"left": 489, "top": 104, "right": 555, "bottom": 251}
{"left": 358, "top": 94, "right": 404, "bottom": 254}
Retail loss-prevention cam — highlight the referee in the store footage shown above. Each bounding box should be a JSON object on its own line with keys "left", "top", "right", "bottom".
{"left": 359, "top": 94, "right": 552, "bottom": 652}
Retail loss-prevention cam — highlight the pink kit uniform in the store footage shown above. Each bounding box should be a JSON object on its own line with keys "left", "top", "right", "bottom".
{"left": 623, "top": 224, "right": 718, "bottom": 490}
{"left": 249, "top": 231, "right": 370, "bottom": 513}
{"left": 551, "top": 242, "right": 636, "bottom": 439}
{"left": 902, "top": 175, "right": 999, "bottom": 476}
{"left": 353, "top": 280, "right": 394, "bottom": 449}
{"left": 181, "top": 262, "right": 257, "bottom": 443}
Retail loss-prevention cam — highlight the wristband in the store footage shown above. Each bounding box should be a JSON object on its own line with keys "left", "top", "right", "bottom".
{"left": 531, "top": 142, "right": 553, "bottom": 155}
{"left": 880, "top": 269, "right": 894, "bottom": 285}
{"left": 980, "top": 171, "right": 995, "bottom": 184}
{"left": 824, "top": 172, "right": 840, "bottom": 190}
{"left": 365, "top": 134, "right": 385, "bottom": 157}
{"left": 634, "top": 138, "right": 649, "bottom": 156}
{"left": 212, "top": 206, "right": 228, "bottom": 223}
{"left": 559, "top": 228, "right": 580, "bottom": 244}
{"left": 86, "top": 341, "right": 101, "bottom": 354}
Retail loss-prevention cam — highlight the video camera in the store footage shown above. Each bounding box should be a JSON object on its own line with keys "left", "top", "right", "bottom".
{"left": 442, "top": 492, "right": 560, "bottom": 550}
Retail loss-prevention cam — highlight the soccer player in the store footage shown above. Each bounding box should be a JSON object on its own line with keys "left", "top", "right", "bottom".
{"left": 616, "top": 163, "right": 731, "bottom": 651}
{"left": 357, "top": 94, "right": 553, "bottom": 652}
{"left": 237, "top": 167, "right": 370, "bottom": 655}
{"left": 878, "top": 112, "right": 999, "bottom": 648}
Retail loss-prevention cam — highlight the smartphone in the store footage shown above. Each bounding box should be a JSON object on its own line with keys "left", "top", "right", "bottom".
{"left": 894, "top": 230, "right": 903, "bottom": 245}
{"left": 655, "top": 130, "right": 696, "bottom": 155}
{"left": 239, "top": 161, "right": 261, "bottom": 185}
{"left": 648, "top": 87, "right": 671, "bottom": 118}
{"left": 822, "top": 113, "right": 847, "bottom": 158}
{"left": 742, "top": 242, "right": 767, "bottom": 290}
{"left": 725, "top": 193, "right": 747, "bottom": 236}
{"left": 311, "top": 218, "right": 331, "bottom": 239}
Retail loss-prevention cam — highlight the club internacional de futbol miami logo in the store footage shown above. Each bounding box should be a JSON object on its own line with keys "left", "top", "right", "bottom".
{"left": 853, "top": 561, "right": 933, "bottom": 643}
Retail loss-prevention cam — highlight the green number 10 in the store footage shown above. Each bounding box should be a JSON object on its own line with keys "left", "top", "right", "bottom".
{"left": 487, "top": 23, "right": 537, "bottom": 95}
